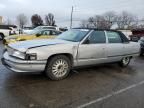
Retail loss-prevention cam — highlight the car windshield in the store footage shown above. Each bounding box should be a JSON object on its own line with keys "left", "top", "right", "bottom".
{"left": 57, "top": 29, "right": 90, "bottom": 42}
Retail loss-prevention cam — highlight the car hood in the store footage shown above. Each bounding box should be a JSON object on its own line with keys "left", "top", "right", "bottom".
{"left": 5, "top": 34, "right": 32, "bottom": 39}
{"left": 8, "top": 39, "right": 77, "bottom": 52}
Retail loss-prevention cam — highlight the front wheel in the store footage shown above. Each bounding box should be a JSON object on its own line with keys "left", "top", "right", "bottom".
{"left": 45, "top": 55, "right": 71, "bottom": 80}
{"left": 119, "top": 57, "right": 131, "bottom": 67}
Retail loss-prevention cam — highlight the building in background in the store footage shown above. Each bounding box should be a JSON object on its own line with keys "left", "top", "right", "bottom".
{"left": 0, "top": 16, "right": 2, "bottom": 24}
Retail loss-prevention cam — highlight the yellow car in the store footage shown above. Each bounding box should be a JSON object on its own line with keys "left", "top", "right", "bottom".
{"left": 3, "top": 29, "right": 62, "bottom": 45}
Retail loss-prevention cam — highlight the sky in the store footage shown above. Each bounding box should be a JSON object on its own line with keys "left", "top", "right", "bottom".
{"left": 0, "top": 0, "right": 144, "bottom": 27}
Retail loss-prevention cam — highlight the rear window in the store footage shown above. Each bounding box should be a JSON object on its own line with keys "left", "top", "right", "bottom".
{"left": 107, "top": 31, "right": 122, "bottom": 43}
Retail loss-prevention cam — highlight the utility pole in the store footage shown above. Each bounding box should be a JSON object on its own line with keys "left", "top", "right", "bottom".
{"left": 70, "top": 6, "right": 74, "bottom": 29}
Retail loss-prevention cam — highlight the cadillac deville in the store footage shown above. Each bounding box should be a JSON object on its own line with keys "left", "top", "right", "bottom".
{"left": 1, "top": 28, "right": 140, "bottom": 80}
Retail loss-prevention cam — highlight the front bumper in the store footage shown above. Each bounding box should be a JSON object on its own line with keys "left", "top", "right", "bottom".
{"left": 1, "top": 52, "right": 47, "bottom": 72}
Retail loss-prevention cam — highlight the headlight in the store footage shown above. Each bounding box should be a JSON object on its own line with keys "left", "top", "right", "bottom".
{"left": 12, "top": 51, "right": 25, "bottom": 59}
{"left": 25, "top": 53, "right": 37, "bottom": 60}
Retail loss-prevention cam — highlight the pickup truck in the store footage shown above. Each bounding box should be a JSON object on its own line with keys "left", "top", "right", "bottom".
{"left": 1, "top": 28, "right": 140, "bottom": 80}
{"left": 0, "top": 29, "right": 10, "bottom": 40}
{"left": 0, "top": 25, "right": 17, "bottom": 40}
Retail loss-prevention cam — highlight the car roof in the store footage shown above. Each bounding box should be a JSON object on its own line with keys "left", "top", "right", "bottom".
{"left": 38, "top": 26, "right": 57, "bottom": 28}
{"left": 39, "top": 29, "right": 62, "bottom": 32}
{"left": 73, "top": 28, "right": 120, "bottom": 32}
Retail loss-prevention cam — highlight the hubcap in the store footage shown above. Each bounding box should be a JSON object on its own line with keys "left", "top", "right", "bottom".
{"left": 122, "top": 57, "right": 130, "bottom": 65}
{"left": 52, "top": 59, "right": 69, "bottom": 77}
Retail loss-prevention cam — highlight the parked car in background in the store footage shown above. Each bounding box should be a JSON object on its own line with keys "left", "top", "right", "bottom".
{"left": 22, "top": 27, "right": 34, "bottom": 34}
{"left": 2, "top": 28, "right": 140, "bottom": 80}
{"left": 3, "top": 29, "right": 62, "bottom": 45}
{"left": 23, "top": 26, "right": 59, "bottom": 34}
{"left": 139, "top": 36, "right": 144, "bottom": 56}
{"left": 0, "top": 25, "right": 17, "bottom": 40}
{"left": 130, "top": 35, "right": 142, "bottom": 42}
{"left": 59, "top": 27, "right": 68, "bottom": 32}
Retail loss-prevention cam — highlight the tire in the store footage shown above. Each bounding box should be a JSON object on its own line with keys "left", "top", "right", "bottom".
{"left": 3, "top": 39, "right": 6, "bottom": 45}
{"left": 119, "top": 57, "right": 131, "bottom": 67}
{"left": 140, "top": 51, "right": 143, "bottom": 56}
{"left": 0, "top": 33, "right": 4, "bottom": 41}
{"left": 45, "top": 55, "right": 72, "bottom": 80}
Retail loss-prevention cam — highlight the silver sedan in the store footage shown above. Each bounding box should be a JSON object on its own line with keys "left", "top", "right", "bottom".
{"left": 1, "top": 29, "right": 140, "bottom": 80}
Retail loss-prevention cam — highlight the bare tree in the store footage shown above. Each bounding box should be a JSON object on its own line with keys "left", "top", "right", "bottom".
{"left": 80, "top": 20, "right": 91, "bottom": 28}
{"left": 80, "top": 15, "right": 109, "bottom": 29}
{"left": 116, "top": 11, "right": 138, "bottom": 29}
{"left": 88, "top": 15, "right": 110, "bottom": 29}
{"left": 45, "top": 13, "right": 56, "bottom": 26}
{"left": 137, "top": 18, "right": 144, "bottom": 28}
{"left": 103, "top": 11, "right": 117, "bottom": 29}
{"left": 17, "top": 14, "right": 28, "bottom": 29}
{"left": 137, "top": 24, "right": 144, "bottom": 29}
{"left": 80, "top": 11, "right": 139, "bottom": 29}
{"left": 31, "top": 14, "right": 43, "bottom": 27}
{"left": 6, "top": 18, "right": 13, "bottom": 25}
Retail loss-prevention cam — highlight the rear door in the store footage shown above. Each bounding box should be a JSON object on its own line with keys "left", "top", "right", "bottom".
{"left": 77, "top": 30, "right": 107, "bottom": 66}
{"left": 120, "top": 32, "right": 139, "bottom": 55}
{"left": 106, "top": 31, "right": 125, "bottom": 62}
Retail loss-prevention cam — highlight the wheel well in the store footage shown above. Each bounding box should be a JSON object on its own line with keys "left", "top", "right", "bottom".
{"left": 47, "top": 53, "right": 74, "bottom": 65}
{"left": 0, "top": 33, "right": 4, "bottom": 36}
{"left": 130, "top": 56, "right": 133, "bottom": 59}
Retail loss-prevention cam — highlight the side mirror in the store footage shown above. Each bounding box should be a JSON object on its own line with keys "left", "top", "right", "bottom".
{"left": 36, "top": 33, "right": 41, "bottom": 37}
{"left": 83, "top": 39, "right": 90, "bottom": 44}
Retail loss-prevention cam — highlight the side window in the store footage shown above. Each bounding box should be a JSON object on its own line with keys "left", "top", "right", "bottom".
{"left": 88, "top": 31, "right": 106, "bottom": 44}
{"left": 107, "top": 31, "right": 122, "bottom": 43}
{"left": 41, "top": 30, "right": 50, "bottom": 35}
{"left": 52, "top": 31, "right": 61, "bottom": 35}
{"left": 119, "top": 32, "right": 129, "bottom": 43}
{"left": 51, "top": 31, "right": 57, "bottom": 35}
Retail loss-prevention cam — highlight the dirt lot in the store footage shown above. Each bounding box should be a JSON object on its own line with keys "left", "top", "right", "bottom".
{"left": 0, "top": 41, "right": 144, "bottom": 108}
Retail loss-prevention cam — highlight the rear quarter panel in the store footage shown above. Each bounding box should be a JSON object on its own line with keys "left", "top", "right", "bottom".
{"left": 125, "top": 42, "right": 140, "bottom": 56}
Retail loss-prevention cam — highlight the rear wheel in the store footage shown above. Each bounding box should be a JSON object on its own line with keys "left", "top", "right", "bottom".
{"left": 140, "top": 51, "right": 143, "bottom": 56}
{"left": 45, "top": 55, "right": 71, "bottom": 80}
{"left": 119, "top": 57, "right": 131, "bottom": 67}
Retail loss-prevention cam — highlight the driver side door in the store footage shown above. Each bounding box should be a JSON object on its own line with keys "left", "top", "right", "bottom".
{"left": 77, "top": 30, "right": 107, "bottom": 66}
